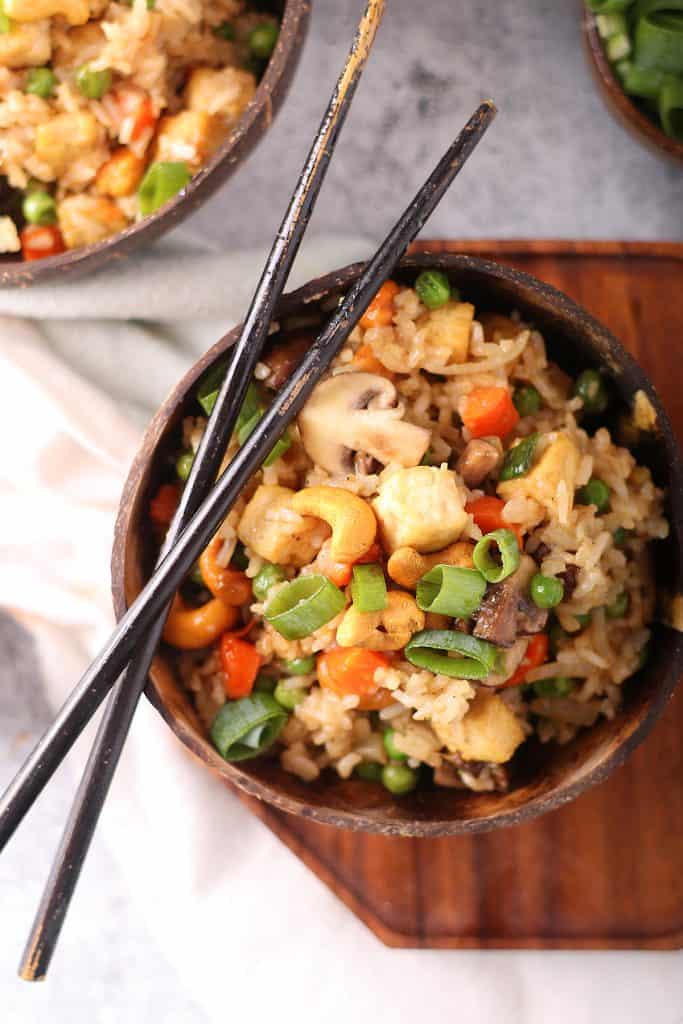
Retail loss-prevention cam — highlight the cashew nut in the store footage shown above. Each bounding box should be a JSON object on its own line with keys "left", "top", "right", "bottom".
{"left": 198, "top": 538, "right": 253, "bottom": 606}
{"left": 387, "top": 541, "right": 475, "bottom": 590}
{"left": 337, "top": 591, "right": 425, "bottom": 651}
{"left": 163, "top": 594, "right": 237, "bottom": 650}
{"left": 4, "top": 0, "right": 89, "bottom": 25}
{"left": 289, "top": 486, "right": 376, "bottom": 563}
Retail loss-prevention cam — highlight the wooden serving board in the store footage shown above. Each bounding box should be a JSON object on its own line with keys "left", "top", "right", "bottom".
{"left": 242, "top": 241, "right": 683, "bottom": 950}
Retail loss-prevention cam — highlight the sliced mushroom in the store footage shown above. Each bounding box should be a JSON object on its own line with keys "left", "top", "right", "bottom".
{"left": 473, "top": 554, "right": 548, "bottom": 647}
{"left": 456, "top": 438, "right": 502, "bottom": 488}
{"left": 298, "top": 372, "right": 430, "bottom": 476}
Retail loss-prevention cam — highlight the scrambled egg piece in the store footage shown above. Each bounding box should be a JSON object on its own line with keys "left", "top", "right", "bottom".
{"left": 184, "top": 67, "right": 256, "bottom": 124}
{"left": 372, "top": 466, "right": 468, "bottom": 553}
{"left": 237, "top": 485, "right": 324, "bottom": 568}
{"left": 441, "top": 690, "right": 525, "bottom": 764}
{"left": 422, "top": 300, "right": 474, "bottom": 368}
{"left": 497, "top": 432, "right": 580, "bottom": 515}
{"left": 34, "top": 112, "right": 101, "bottom": 176}
{"left": 154, "top": 111, "right": 226, "bottom": 172}
{"left": 4, "top": 0, "right": 89, "bottom": 24}
{"left": 0, "top": 20, "right": 51, "bottom": 67}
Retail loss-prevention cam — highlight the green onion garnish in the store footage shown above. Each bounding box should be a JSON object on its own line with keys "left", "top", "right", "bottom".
{"left": 499, "top": 433, "right": 539, "bottom": 481}
{"left": 585, "top": 0, "right": 634, "bottom": 12}
{"left": 237, "top": 407, "right": 291, "bottom": 466}
{"left": 404, "top": 629, "right": 503, "bottom": 680}
{"left": 197, "top": 358, "right": 229, "bottom": 415}
{"left": 351, "top": 563, "right": 387, "bottom": 613}
{"left": 264, "top": 574, "right": 346, "bottom": 640}
{"left": 210, "top": 693, "right": 287, "bottom": 761}
{"left": 472, "top": 529, "right": 520, "bottom": 584}
{"left": 416, "top": 564, "right": 486, "bottom": 618}
{"left": 660, "top": 77, "right": 683, "bottom": 140}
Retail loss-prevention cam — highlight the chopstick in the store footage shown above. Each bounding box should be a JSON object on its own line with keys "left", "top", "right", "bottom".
{"left": 15, "top": 98, "right": 496, "bottom": 978}
{"left": 15, "top": 0, "right": 386, "bottom": 981}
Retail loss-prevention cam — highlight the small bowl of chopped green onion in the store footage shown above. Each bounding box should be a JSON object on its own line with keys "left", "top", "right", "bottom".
{"left": 582, "top": 0, "right": 683, "bottom": 165}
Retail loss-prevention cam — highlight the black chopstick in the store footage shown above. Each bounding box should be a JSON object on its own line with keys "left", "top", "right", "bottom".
{"left": 14, "top": 97, "right": 495, "bottom": 979}
{"left": 15, "top": 0, "right": 386, "bottom": 981}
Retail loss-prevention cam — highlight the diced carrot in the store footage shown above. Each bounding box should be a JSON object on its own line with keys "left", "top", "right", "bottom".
{"left": 360, "top": 279, "right": 400, "bottom": 330}
{"left": 355, "top": 541, "right": 383, "bottom": 565}
{"left": 149, "top": 483, "right": 179, "bottom": 526}
{"left": 461, "top": 386, "right": 520, "bottom": 439}
{"left": 20, "top": 225, "right": 66, "bottom": 261}
{"left": 199, "top": 537, "right": 253, "bottom": 605}
{"left": 465, "top": 496, "right": 524, "bottom": 548}
{"left": 219, "top": 633, "right": 262, "bottom": 699}
{"left": 352, "top": 343, "right": 394, "bottom": 379}
{"left": 501, "top": 633, "right": 549, "bottom": 689}
{"left": 115, "top": 88, "right": 157, "bottom": 148}
{"left": 317, "top": 647, "right": 392, "bottom": 710}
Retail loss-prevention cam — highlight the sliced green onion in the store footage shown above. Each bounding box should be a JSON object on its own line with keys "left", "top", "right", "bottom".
{"left": 282, "top": 655, "right": 316, "bottom": 676}
{"left": 210, "top": 693, "right": 287, "bottom": 761}
{"left": 597, "top": 11, "right": 629, "bottom": 37}
{"left": 196, "top": 358, "right": 228, "bottom": 415}
{"left": 533, "top": 677, "right": 576, "bottom": 698}
{"left": 264, "top": 574, "right": 346, "bottom": 640}
{"left": 634, "top": 10, "right": 683, "bottom": 74}
{"left": 659, "top": 77, "right": 683, "bottom": 140}
{"left": 585, "top": 0, "right": 634, "bottom": 12}
{"left": 621, "top": 62, "right": 671, "bottom": 98}
{"left": 237, "top": 407, "right": 291, "bottom": 466}
{"left": 351, "top": 563, "right": 387, "bottom": 613}
{"left": 416, "top": 564, "right": 486, "bottom": 617}
{"left": 499, "top": 433, "right": 539, "bottom": 481}
{"left": 606, "top": 31, "right": 632, "bottom": 60}
{"left": 472, "top": 529, "right": 520, "bottom": 584}
{"left": 404, "top": 629, "right": 503, "bottom": 680}
{"left": 176, "top": 451, "right": 194, "bottom": 481}
{"left": 138, "top": 161, "right": 191, "bottom": 215}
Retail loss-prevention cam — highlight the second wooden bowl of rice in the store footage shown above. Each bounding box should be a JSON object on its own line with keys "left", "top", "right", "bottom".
{"left": 111, "top": 252, "right": 683, "bottom": 836}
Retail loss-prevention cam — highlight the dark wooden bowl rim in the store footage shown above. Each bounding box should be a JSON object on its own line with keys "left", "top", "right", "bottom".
{"left": 0, "top": 0, "right": 311, "bottom": 287}
{"left": 112, "top": 251, "right": 683, "bottom": 836}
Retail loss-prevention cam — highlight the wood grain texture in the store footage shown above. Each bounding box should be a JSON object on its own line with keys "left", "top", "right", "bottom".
{"left": 241, "top": 240, "right": 683, "bottom": 949}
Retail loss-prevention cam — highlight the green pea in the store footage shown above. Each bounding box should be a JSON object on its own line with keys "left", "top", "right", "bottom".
{"left": 549, "top": 621, "right": 568, "bottom": 654}
{"left": 231, "top": 542, "right": 249, "bottom": 571}
{"left": 577, "top": 478, "right": 610, "bottom": 513}
{"left": 138, "top": 161, "right": 191, "bottom": 215}
{"left": 76, "top": 64, "right": 112, "bottom": 100}
{"left": 213, "top": 20, "right": 236, "bottom": 40}
{"left": 252, "top": 562, "right": 286, "bottom": 602}
{"left": 382, "top": 729, "right": 407, "bottom": 761}
{"left": 574, "top": 369, "right": 609, "bottom": 414}
{"left": 248, "top": 22, "right": 279, "bottom": 59}
{"left": 282, "top": 656, "right": 315, "bottom": 676}
{"left": 382, "top": 762, "right": 418, "bottom": 796}
{"left": 25, "top": 67, "right": 57, "bottom": 99}
{"left": 254, "top": 673, "right": 277, "bottom": 693}
{"left": 355, "top": 762, "right": 383, "bottom": 782}
{"left": 274, "top": 681, "right": 305, "bottom": 710}
{"left": 530, "top": 573, "right": 564, "bottom": 609}
{"left": 533, "top": 676, "right": 575, "bottom": 698}
{"left": 176, "top": 451, "right": 194, "bottom": 482}
{"left": 606, "top": 592, "right": 629, "bottom": 619}
{"left": 513, "top": 385, "right": 542, "bottom": 417}
{"left": 22, "top": 191, "right": 57, "bottom": 226}
{"left": 415, "top": 269, "right": 451, "bottom": 310}
{"left": 613, "top": 527, "right": 630, "bottom": 547}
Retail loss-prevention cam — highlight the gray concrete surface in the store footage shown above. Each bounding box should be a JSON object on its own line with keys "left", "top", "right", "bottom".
{"left": 1, "top": 0, "right": 681, "bottom": 1020}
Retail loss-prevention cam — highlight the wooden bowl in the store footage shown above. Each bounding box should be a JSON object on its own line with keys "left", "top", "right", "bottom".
{"left": 111, "top": 252, "right": 683, "bottom": 837}
{"left": 0, "top": 0, "right": 310, "bottom": 288}
{"left": 582, "top": 6, "right": 683, "bottom": 166}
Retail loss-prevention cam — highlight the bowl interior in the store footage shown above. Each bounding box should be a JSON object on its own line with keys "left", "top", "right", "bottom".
{"left": 0, "top": 0, "right": 309, "bottom": 286}
{"left": 112, "top": 253, "right": 683, "bottom": 836}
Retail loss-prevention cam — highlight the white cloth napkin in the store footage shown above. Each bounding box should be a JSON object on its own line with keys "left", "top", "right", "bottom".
{"left": 1, "top": 232, "right": 681, "bottom": 1024}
